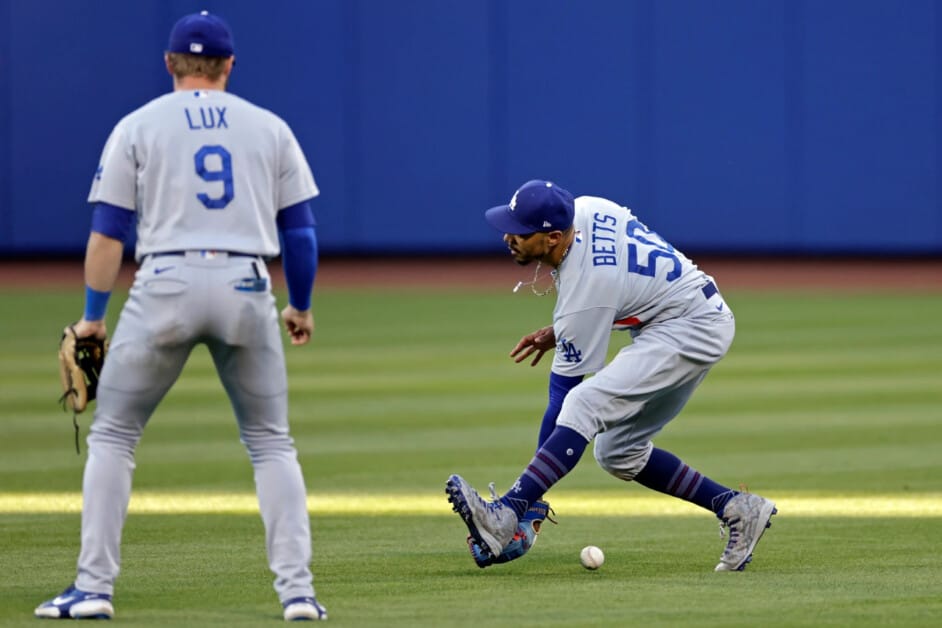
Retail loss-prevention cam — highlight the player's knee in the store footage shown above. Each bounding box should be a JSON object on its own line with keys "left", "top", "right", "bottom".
{"left": 87, "top": 417, "right": 144, "bottom": 457}
{"left": 557, "top": 387, "right": 605, "bottom": 437}
{"left": 561, "top": 384, "right": 593, "bottom": 411}
{"left": 240, "top": 425, "right": 297, "bottom": 460}
{"left": 594, "top": 441, "right": 653, "bottom": 482}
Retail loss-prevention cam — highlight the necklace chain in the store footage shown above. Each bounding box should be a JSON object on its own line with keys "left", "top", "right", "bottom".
{"left": 513, "top": 261, "right": 556, "bottom": 295}
{"left": 531, "top": 262, "right": 557, "bottom": 296}
{"left": 511, "top": 239, "right": 572, "bottom": 297}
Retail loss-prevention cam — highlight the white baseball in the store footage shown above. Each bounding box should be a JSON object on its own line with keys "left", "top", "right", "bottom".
{"left": 580, "top": 545, "right": 604, "bottom": 570}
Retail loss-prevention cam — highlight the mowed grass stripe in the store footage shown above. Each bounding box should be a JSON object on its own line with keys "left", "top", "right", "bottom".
{"left": 2, "top": 491, "right": 940, "bottom": 516}
{"left": 13, "top": 361, "right": 941, "bottom": 399}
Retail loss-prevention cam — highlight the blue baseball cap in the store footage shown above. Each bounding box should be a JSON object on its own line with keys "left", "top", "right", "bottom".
{"left": 485, "top": 179, "right": 575, "bottom": 235}
{"left": 167, "top": 11, "right": 235, "bottom": 57}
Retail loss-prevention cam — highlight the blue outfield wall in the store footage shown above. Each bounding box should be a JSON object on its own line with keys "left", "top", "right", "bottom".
{"left": 0, "top": 0, "right": 940, "bottom": 256}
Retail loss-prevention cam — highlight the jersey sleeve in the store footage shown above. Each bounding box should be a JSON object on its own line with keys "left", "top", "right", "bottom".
{"left": 276, "top": 123, "right": 319, "bottom": 210}
{"left": 551, "top": 307, "right": 616, "bottom": 377}
{"left": 87, "top": 123, "right": 137, "bottom": 211}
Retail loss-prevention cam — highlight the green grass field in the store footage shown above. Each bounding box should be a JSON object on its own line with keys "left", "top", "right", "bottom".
{"left": 1, "top": 282, "right": 940, "bottom": 626}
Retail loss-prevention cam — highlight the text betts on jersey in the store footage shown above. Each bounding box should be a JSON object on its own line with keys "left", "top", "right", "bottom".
{"left": 591, "top": 212, "right": 619, "bottom": 267}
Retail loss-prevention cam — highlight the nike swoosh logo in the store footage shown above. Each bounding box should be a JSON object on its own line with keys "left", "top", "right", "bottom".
{"left": 154, "top": 266, "right": 175, "bottom": 274}
{"left": 51, "top": 595, "right": 73, "bottom": 605}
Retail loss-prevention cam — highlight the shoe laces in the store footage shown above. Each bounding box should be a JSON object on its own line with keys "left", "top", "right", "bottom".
{"left": 484, "top": 482, "right": 507, "bottom": 517}
{"left": 716, "top": 484, "right": 750, "bottom": 542}
{"left": 718, "top": 516, "right": 742, "bottom": 554}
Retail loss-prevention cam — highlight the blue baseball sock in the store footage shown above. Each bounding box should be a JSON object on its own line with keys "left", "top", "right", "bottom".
{"left": 633, "top": 447, "right": 738, "bottom": 515}
{"left": 499, "top": 426, "right": 589, "bottom": 518}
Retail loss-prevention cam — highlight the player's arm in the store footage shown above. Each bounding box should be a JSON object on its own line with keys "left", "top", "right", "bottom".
{"left": 74, "top": 203, "right": 134, "bottom": 339}
{"left": 278, "top": 200, "right": 318, "bottom": 346}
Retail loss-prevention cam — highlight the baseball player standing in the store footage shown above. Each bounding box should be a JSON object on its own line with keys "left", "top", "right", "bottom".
{"left": 447, "top": 179, "right": 776, "bottom": 572}
{"left": 35, "top": 12, "right": 327, "bottom": 621}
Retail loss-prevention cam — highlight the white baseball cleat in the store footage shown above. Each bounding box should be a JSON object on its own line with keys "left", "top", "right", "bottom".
{"left": 715, "top": 492, "right": 777, "bottom": 572}
{"left": 34, "top": 584, "right": 114, "bottom": 619}
{"left": 283, "top": 596, "right": 328, "bottom": 621}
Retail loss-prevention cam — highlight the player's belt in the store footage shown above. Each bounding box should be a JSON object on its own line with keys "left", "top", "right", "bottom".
{"left": 146, "top": 250, "right": 259, "bottom": 260}
{"left": 701, "top": 281, "right": 718, "bottom": 299}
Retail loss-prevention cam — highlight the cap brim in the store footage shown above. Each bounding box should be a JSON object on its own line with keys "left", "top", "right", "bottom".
{"left": 484, "top": 205, "right": 534, "bottom": 235}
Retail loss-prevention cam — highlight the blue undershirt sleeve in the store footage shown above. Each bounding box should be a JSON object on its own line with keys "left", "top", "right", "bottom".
{"left": 90, "top": 202, "right": 135, "bottom": 242}
{"left": 277, "top": 201, "right": 318, "bottom": 311}
{"left": 536, "top": 372, "right": 584, "bottom": 449}
{"left": 276, "top": 200, "right": 316, "bottom": 231}
{"left": 279, "top": 224, "right": 318, "bottom": 311}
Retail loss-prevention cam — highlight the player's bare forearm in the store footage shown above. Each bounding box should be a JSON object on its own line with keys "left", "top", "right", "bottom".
{"left": 84, "top": 232, "right": 125, "bottom": 293}
{"left": 510, "top": 325, "right": 555, "bottom": 366}
{"left": 281, "top": 305, "right": 314, "bottom": 346}
{"left": 73, "top": 231, "right": 123, "bottom": 338}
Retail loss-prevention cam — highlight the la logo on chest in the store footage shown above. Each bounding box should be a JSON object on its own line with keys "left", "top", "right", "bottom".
{"left": 185, "top": 106, "right": 228, "bottom": 130}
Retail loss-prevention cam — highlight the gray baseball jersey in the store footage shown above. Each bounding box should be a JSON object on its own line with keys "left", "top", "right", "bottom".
{"left": 88, "top": 89, "right": 318, "bottom": 260}
{"left": 551, "top": 197, "right": 736, "bottom": 478}
{"left": 75, "top": 89, "right": 319, "bottom": 603}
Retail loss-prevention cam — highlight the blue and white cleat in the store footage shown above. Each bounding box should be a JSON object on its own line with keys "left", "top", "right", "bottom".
{"left": 714, "top": 492, "right": 778, "bottom": 572}
{"left": 282, "top": 596, "right": 328, "bottom": 621}
{"left": 446, "top": 474, "right": 518, "bottom": 559}
{"left": 34, "top": 584, "right": 114, "bottom": 619}
{"left": 468, "top": 499, "right": 555, "bottom": 568}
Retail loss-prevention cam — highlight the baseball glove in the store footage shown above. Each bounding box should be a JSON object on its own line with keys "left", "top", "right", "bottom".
{"left": 58, "top": 326, "right": 108, "bottom": 414}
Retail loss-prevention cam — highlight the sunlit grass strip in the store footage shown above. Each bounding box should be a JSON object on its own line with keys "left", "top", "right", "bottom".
{"left": 2, "top": 492, "right": 940, "bottom": 516}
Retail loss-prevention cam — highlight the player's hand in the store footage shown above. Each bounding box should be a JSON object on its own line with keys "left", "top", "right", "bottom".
{"left": 69, "top": 318, "right": 108, "bottom": 341}
{"left": 281, "top": 305, "right": 314, "bottom": 346}
{"left": 510, "top": 325, "right": 555, "bottom": 366}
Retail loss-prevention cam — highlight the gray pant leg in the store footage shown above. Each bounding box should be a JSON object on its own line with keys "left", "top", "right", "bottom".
{"left": 593, "top": 370, "right": 709, "bottom": 481}
{"left": 557, "top": 313, "right": 732, "bottom": 482}
{"left": 75, "top": 291, "right": 193, "bottom": 594}
{"left": 209, "top": 331, "right": 315, "bottom": 603}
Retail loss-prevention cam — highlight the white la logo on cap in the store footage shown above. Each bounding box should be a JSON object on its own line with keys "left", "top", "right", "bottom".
{"left": 509, "top": 190, "right": 519, "bottom": 211}
{"left": 190, "top": 42, "right": 204, "bottom": 53}
{"left": 543, "top": 220, "right": 552, "bottom": 228}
